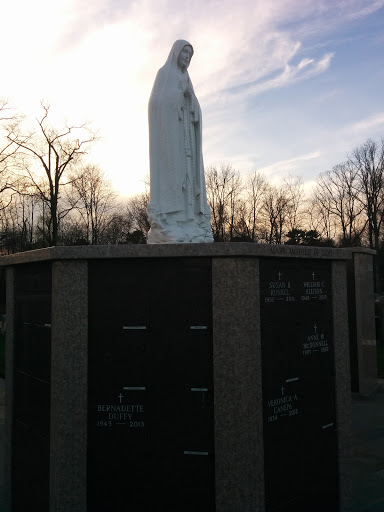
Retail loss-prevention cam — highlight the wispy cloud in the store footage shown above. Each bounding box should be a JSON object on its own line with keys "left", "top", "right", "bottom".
{"left": 1, "top": 0, "right": 382, "bottom": 195}
{"left": 347, "top": 0, "right": 384, "bottom": 19}
{"left": 227, "top": 52, "right": 334, "bottom": 100}
{"left": 313, "top": 88, "right": 340, "bottom": 104}
{"left": 258, "top": 152, "right": 321, "bottom": 181}
{"left": 350, "top": 112, "right": 384, "bottom": 134}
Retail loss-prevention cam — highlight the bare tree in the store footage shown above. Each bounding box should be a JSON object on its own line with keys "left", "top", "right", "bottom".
{"left": 101, "top": 213, "right": 134, "bottom": 245}
{"left": 283, "top": 174, "right": 305, "bottom": 232}
{"left": 126, "top": 189, "right": 150, "bottom": 238}
{"left": 59, "top": 218, "right": 88, "bottom": 246}
{"left": 306, "top": 193, "right": 338, "bottom": 244}
{"left": 243, "top": 171, "right": 267, "bottom": 241}
{"left": 6, "top": 102, "right": 97, "bottom": 246}
{"left": 230, "top": 170, "right": 267, "bottom": 242}
{"left": 314, "top": 162, "right": 366, "bottom": 246}
{"left": 0, "top": 192, "right": 38, "bottom": 254}
{"left": 205, "top": 164, "right": 242, "bottom": 241}
{"left": 0, "top": 99, "right": 20, "bottom": 210}
{"left": 68, "top": 164, "right": 117, "bottom": 244}
{"left": 349, "top": 138, "right": 384, "bottom": 250}
{"left": 262, "top": 184, "right": 291, "bottom": 244}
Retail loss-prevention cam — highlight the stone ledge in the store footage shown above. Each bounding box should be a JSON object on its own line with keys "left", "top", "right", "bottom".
{"left": 0, "top": 243, "right": 353, "bottom": 265}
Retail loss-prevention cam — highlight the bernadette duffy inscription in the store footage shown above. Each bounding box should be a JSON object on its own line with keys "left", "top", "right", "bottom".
{"left": 96, "top": 391, "right": 145, "bottom": 428}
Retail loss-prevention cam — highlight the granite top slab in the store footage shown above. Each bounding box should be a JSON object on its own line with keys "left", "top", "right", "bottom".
{"left": 0, "top": 243, "right": 367, "bottom": 265}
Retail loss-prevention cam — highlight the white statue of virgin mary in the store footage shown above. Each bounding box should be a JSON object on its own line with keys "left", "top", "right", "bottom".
{"left": 147, "top": 40, "right": 213, "bottom": 243}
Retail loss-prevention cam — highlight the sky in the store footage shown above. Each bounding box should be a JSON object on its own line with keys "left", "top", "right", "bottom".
{"left": 1, "top": 0, "right": 383, "bottom": 197}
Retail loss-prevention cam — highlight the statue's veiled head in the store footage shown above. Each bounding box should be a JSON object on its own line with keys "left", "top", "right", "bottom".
{"left": 177, "top": 45, "right": 193, "bottom": 71}
{"left": 164, "top": 40, "right": 194, "bottom": 72}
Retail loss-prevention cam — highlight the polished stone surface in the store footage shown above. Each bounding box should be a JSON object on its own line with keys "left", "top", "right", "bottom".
{"left": 212, "top": 258, "right": 264, "bottom": 511}
{"left": 333, "top": 260, "right": 353, "bottom": 511}
{"left": 0, "top": 377, "right": 4, "bottom": 510}
{"left": 4, "top": 268, "right": 14, "bottom": 512}
{"left": 353, "top": 251, "right": 378, "bottom": 395}
{"left": 1, "top": 379, "right": 383, "bottom": 511}
{"left": 1, "top": 245, "right": 357, "bottom": 511}
{"left": 0, "top": 243, "right": 353, "bottom": 266}
{"left": 50, "top": 261, "right": 88, "bottom": 512}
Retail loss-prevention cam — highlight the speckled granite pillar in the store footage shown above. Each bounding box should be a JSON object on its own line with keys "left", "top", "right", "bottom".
{"left": 4, "top": 267, "right": 15, "bottom": 512}
{"left": 212, "top": 257, "right": 264, "bottom": 512}
{"left": 333, "top": 260, "right": 353, "bottom": 512}
{"left": 50, "top": 260, "right": 88, "bottom": 512}
{"left": 353, "top": 251, "right": 377, "bottom": 395}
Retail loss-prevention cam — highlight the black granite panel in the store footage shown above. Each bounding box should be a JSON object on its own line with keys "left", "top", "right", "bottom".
{"left": 13, "top": 262, "right": 52, "bottom": 512}
{"left": 260, "top": 258, "right": 339, "bottom": 512}
{"left": 14, "top": 319, "right": 51, "bottom": 382}
{"left": 0, "top": 267, "right": 5, "bottom": 312}
{"left": 15, "top": 262, "right": 52, "bottom": 294}
{"left": 12, "top": 419, "right": 50, "bottom": 512}
{"left": 14, "top": 263, "right": 52, "bottom": 382}
{"left": 13, "top": 371, "right": 50, "bottom": 438}
{"left": 87, "top": 258, "right": 214, "bottom": 512}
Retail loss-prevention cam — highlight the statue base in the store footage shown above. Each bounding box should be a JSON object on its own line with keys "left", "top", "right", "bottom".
{"left": 147, "top": 215, "right": 213, "bottom": 244}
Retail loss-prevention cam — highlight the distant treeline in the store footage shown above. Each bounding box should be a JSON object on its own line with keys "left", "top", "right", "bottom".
{"left": 1, "top": 100, "right": 383, "bottom": 286}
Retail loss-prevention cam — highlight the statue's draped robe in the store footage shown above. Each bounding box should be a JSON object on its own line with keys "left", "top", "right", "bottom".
{"left": 147, "top": 40, "right": 212, "bottom": 242}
